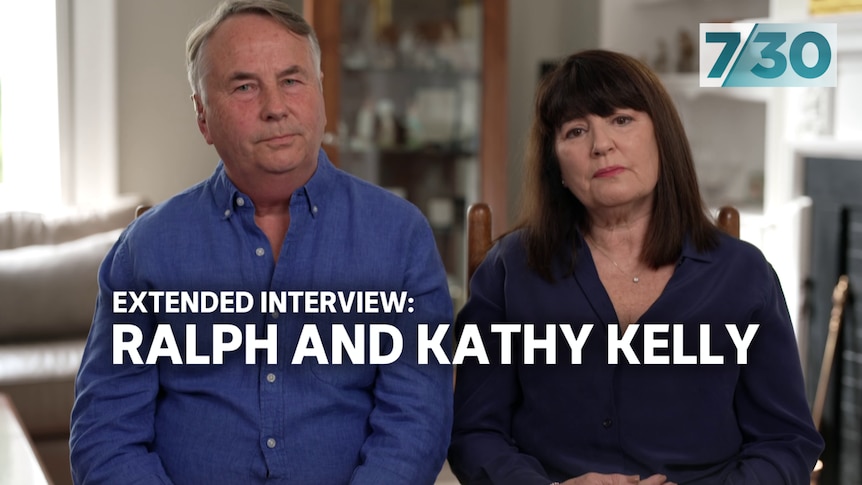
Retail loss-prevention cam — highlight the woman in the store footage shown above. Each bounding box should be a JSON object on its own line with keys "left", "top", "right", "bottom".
{"left": 448, "top": 50, "right": 823, "bottom": 485}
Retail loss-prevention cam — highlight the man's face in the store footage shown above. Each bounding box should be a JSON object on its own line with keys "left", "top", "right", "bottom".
{"left": 194, "top": 13, "right": 326, "bottom": 187}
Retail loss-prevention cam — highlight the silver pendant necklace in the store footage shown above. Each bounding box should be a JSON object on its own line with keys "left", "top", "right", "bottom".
{"left": 586, "top": 236, "right": 641, "bottom": 283}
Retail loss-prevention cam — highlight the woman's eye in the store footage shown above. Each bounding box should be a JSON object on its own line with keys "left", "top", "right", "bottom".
{"left": 565, "top": 127, "right": 585, "bottom": 138}
{"left": 613, "top": 115, "right": 633, "bottom": 125}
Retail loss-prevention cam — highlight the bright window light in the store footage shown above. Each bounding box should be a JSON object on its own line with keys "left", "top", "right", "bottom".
{"left": 0, "top": 0, "right": 62, "bottom": 211}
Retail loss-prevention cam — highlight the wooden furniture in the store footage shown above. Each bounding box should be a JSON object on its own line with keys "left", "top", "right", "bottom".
{"left": 716, "top": 206, "right": 740, "bottom": 239}
{"left": 305, "top": 0, "right": 508, "bottom": 299}
{"left": 0, "top": 393, "right": 52, "bottom": 485}
{"left": 809, "top": 274, "right": 849, "bottom": 485}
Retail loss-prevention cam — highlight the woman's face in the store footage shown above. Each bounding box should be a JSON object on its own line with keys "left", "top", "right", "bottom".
{"left": 555, "top": 108, "right": 660, "bottom": 214}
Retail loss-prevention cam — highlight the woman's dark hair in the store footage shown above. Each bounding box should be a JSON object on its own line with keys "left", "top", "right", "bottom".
{"left": 515, "top": 49, "right": 718, "bottom": 281}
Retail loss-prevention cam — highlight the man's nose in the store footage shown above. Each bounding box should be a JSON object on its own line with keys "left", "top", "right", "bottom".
{"left": 261, "top": 85, "right": 288, "bottom": 121}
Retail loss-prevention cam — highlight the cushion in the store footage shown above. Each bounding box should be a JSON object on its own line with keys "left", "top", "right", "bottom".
{"left": 0, "top": 229, "right": 122, "bottom": 341}
{"left": 0, "top": 194, "right": 144, "bottom": 250}
{"left": 0, "top": 339, "right": 85, "bottom": 437}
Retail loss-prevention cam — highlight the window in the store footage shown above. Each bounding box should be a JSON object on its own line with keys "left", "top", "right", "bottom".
{"left": 0, "top": 0, "right": 63, "bottom": 210}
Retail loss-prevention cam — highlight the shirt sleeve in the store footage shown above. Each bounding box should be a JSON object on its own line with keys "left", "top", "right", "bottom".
{"left": 448, "top": 243, "right": 554, "bottom": 485}
{"left": 721, "top": 265, "right": 824, "bottom": 485}
{"left": 70, "top": 234, "right": 174, "bottom": 485}
{"left": 350, "top": 215, "right": 454, "bottom": 485}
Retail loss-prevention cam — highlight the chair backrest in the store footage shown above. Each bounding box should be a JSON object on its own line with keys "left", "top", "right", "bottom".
{"left": 466, "top": 203, "right": 493, "bottom": 296}
{"left": 135, "top": 205, "right": 151, "bottom": 219}
{"left": 716, "top": 206, "right": 740, "bottom": 238}
{"left": 465, "top": 203, "right": 741, "bottom": 292}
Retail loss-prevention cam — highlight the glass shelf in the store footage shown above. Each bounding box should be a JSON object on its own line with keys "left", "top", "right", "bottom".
{"left": 318, "top": 0, "right": 494, "bottom": 308}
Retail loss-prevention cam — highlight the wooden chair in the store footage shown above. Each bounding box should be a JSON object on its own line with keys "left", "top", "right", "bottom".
{"left": 135, "top": 205, "right": 151, "bottom": 219}
{"left": 466, "top": 203, "right": 740, "bottom": 291}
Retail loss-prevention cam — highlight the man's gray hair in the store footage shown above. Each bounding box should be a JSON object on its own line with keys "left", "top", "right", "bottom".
{"left": 185, "top": 0, "right": 321, "bottom": 98}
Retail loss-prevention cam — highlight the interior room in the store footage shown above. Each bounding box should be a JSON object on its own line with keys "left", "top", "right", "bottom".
{"left": 1, "top": 0, "right": 861, "bottom": 484}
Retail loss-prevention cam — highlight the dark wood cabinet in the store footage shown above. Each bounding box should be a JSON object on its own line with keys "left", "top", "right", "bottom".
{"left": 306, "top": 0, "right": 507, "bottom": 306}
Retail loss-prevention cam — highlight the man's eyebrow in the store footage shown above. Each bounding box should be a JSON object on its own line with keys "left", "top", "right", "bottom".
{"left": 277, "top": 65, "right": 307, "bottom": 78}
{"left": 227, "top": 71, "right": 257, "bottom": 83}
{"left": 227, "top": 66, "right": 307, "bottom": 83}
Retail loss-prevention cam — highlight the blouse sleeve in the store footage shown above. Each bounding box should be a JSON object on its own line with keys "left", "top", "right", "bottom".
{"left": 448, "top": 243, "right": 554, "bottom": 485}
{"left": 723, "top": 264, "right": 824, "bottom": 485}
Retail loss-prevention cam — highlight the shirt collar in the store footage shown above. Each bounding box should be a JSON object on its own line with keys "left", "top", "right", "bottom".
{"left": 209, "top": 148, "right": 335, "bottom": 219}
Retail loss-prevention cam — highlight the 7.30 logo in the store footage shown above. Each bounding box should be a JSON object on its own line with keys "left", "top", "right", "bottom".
{"left": 699, "top": 23, "right": 837, "bottom": 87}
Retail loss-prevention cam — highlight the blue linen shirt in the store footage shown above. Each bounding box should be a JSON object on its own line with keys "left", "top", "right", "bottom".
{"left": 70, "top": 150, "right": 454, "bottom": 484}
{"left": 448, "top": 230, "right": 824, "bottom": 485}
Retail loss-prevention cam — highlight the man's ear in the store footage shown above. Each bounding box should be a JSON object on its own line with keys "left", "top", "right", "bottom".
{"left": 192, "top": 94, "right": 214, "bottom": 145}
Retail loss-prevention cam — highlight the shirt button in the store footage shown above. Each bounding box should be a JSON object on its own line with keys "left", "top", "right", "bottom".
{"left": 266, "top": 438, "right": 276, "bottom": 448}
{"left": 255, "top": 247, "right": 265, "bottom": 257}
{"left": 271, "top": 311, "right": 279, "bottom": 319}
{"left": 266, "top": 373, "right": 276, "bottom": 383}
{"left": 236, "top": 197, "right": 245, "bottom": 207}
{"left": 311, "top": 205, "right": 318, "bottom": 214}
{"left": 602, "top": 419, "right": 613, "bottom": 428}
{"left": 224, "top": 209, "right": 231, "bottom": 217}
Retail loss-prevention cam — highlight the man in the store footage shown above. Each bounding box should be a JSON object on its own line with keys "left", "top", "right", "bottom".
{"left": 70, "top": 1, "right": 453, "bottom": 483}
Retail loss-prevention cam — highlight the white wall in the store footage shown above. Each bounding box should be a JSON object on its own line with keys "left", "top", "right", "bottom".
{"left": 506, "top": 0, "right": 599, "bottom": 225}
{"left": 115, "top": 0, "right": 222, "bottom": 204}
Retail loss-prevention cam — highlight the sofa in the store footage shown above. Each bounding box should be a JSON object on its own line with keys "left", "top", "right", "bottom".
{"left": 0, "top": 195, "right": 146, "bottom": 485}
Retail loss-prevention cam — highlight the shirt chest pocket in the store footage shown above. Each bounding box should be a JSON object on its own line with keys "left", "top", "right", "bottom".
{"left": 309, "top": 361, "right": 377, "bottom": 388}
{"left": 301, "top": 322, "right": 384, "bottom": 388}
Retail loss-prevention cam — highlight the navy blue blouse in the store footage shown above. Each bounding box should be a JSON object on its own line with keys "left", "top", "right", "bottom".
{"left": 449, "top": 230, "right": 823, "bottom": 485}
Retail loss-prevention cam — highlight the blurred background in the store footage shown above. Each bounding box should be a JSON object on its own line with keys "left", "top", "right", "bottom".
{"left": 1, "top": 1, "right": 861, "bottom": 484}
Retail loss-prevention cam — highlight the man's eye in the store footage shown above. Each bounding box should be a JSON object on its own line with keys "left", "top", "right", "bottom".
{"left": 283, "top": 79, "right": 297, "bottom": 86}
{"left": 236, "top": 84, "right": 252, "bottom": 92}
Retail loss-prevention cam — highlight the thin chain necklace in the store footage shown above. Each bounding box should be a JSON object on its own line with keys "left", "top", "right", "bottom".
{"left": 586, "top": 236, "right": 641, "bottom": 283}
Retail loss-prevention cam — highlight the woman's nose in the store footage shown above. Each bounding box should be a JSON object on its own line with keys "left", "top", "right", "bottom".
{"left": 591, "top": 125, "right": 614, "bottom": 157}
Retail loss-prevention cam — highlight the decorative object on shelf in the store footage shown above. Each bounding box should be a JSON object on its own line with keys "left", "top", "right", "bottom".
{"left": 343, "top": 45, "right": 370, "bottom": 70}
{"left": 353, "top": 97, "right": 377, "bottom": 151}
{"left": 809, "top": 0, "right": 862, "bottom": 15}
{"left": 372, "top": 0, "right": 393, "bottom": 39}
{"left": 797, "top": 87, "right": 834, "bottom": 138}
{"left": 375, "top": 98, "right": 398, "bottom": 148}
{"left": 435, "top": 21, "right": 468, "bottom": 70}
{"left": 405, "top": 98, "right": 424, "bottom": 148}
{"left": 458, "top": 78, "right": 480, "bottom": 143}
{"left": 457, "top": 0, "right": 480, "bottom": 41}
{"left": 747, "top": 170, "right": 764, "bottom": 206}
{"left": 413, "top": 87, "right": 458, "bottom": 145}
{"left": 397, "top": 26, "right": 417, "bottom": 60}
{"left": 653, "top": 38, "right": 669, "bottom": 73}
{"left": 676, "top": 29, "right": 696, "bottom": 73}
{"left": 427, "top": 197, "right": 455, "bottom": 229}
